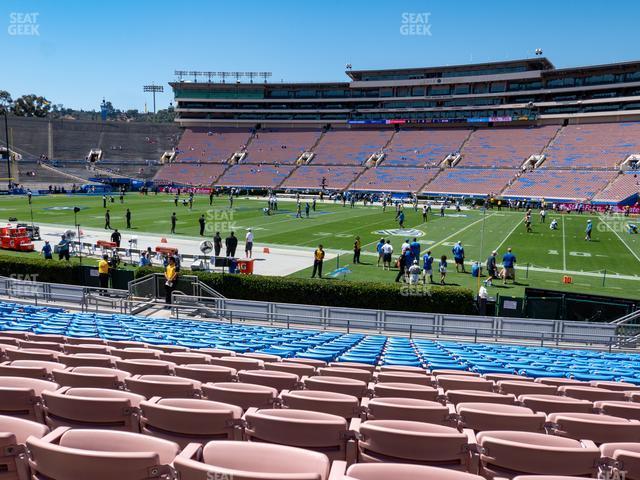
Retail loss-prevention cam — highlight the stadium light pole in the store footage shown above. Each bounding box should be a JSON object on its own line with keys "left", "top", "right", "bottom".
{"left": 143, "top": 84, "right": 164, "bottom": 114}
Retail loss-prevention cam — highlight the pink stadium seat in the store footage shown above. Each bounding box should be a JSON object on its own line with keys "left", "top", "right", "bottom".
{"left": 280, "top": 390, "right": 361, "bottom": 419}
{"left": 0, "top": 360, "right": 66, "bottom": 380}
{"left": 456, "top": 402, "right": 546, "bottom": 433}
{"left": 558, "top": 385, "right": 627, "bottom": 402}
{"left": 355, "top": 419, "right": 476, "bottom": 470}
{"left": 312, "top": 129, "right": 393, "bottom": 166}
{"left": 476, "top": 430, "right": 600, "bottom": 478}
{"left": 0, "top": 377, "right": 59, "bottom": 422}
{"left": 375, "top": 370, "right": 433, "bottom": 385}
{"left": 0, "top": 414, "right": 49, "bottom": 480}
{"left": 483, "top": 374, "right": 533, "bottom": 383}
{"left": 595, "top": 400, "right": 640, "bottom": 421}
{"left": 362, "top": 397, "right": 454, "bottom": 425}
{"left": 18, "top": 341, "right": 63, "bottom": 352}
{"left": 264, "top": 361, "right": 316, "bottom": 377}
{"left": 210, "top": 356, "right": 264, "bottom": 371}
{"left": 518, "top": 394, "right": 593, "bottom": 414}
{"left": 153, "top": 163, "right": 227, "bottom": 186}
{"left": 594, "top": 172, "right": 640, "bottom": 203}
{"left": 318, "top": 366, "right": 373, "bottom": 383}
{"left": 124, "top": 375, "right": 201, "bottom": 399}
{"left": 303, "top": 375, "right": 369, "bottom": 398}
{"left": 41, "top": 387, "right": 144, "bottom": 432}
{"left": 502, "top": 169, "right": 617, "bottom": 201}
{"left": 173, "top": 440, "right": 331, "bottom": 480}
{"left": 237, "top": 369, "right": 300, "bottom": 391}
{"left": 243, "top": 408, "right": 355, "bottom": 462}
{"left": 111, "top": 348, "right": 161, "bottom": 360}
{"left": 328, "top": 362, "right": 376, "bottom": 373}
{"left": 175, "top": 127, "right": 252, "bottom": 163}
{"left": 334, "top": 463, "right": 486, "bottom": 480}
{"left": 140, "top": 397, "right": 243, "bottom": 447}
{"left": 372, "top": 382, "right": 438, "bottom": 401}
{"left": 56, "top": 354, "right": 120, "bottom": 368}
{"left": 240, "top": 353, "right": 282, "bottom": 363}
{"left": 115, "top": 359, "right": 176, "bottom": 376}
{"left": 600, "top": 442, "right": 640, "bottom": 480}
{"left": 354, "top": 167, "right": 438, "bottom": 193}
{"left": 62, "top": 344, "right": 111, "bottom": 355}
{"left": 445, "top": 389, "right": 516, "bottom": 406}
{"left": 201, "top": 382, "right": 278, "bottom": 410}
{"left": 284, "top": 358, "right": 327, "bottom": 368}
{"left": 157, "top": 352, "right": 212, "bottom": 365}
{"left": 498, "top": 380, "right": 558, "bottom": 397}
{"left": 438, "top": 375, "right": 495, "bottom": 392}
{"left": 52, "top": 366, "right": 131, "bottom": 389}
{"left": 432, "top": 370, "right": 480, "bottom": 377}
{"left": 27, "top": 427, "right": 180, "bottom": 480}
{"left": 548, "top": 412, "right": 640, "bottom": 444}
{"left": 174, "top": 364, "right": 237, "bottom": 383}
{"left": 6, "top": 348, "right": 60, "bottom": 362}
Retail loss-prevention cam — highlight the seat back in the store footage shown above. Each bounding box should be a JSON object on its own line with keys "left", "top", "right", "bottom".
{"left": 202, "top": 382, "right": 277, "bottom": 410}
{"left": 125, "top": 375, "right": 201, "bottom": 399}
{"left": 281, "top": 390, "right": 360, "bottom": 419}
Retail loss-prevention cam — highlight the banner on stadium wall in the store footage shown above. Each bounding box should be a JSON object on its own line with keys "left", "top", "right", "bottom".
{"left": 348, "top": 115, "right": 531, "bottom": 125}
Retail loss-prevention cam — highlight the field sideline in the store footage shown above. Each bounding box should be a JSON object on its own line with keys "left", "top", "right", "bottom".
{"left": 1, "top": 193, "right": 639, "bottom": 299}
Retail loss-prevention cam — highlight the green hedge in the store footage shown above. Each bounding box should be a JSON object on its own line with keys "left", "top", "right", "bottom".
{"left": 136, "top": 266, "right": 474, "bottom": 314}
{"left": 0, "top": 255, "right": 475, "bottom": 314}
{"left": 0, "top": 255, "right": 83, "bottom": 284}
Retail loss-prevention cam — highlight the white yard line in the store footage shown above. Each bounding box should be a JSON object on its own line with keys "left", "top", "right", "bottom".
{"left": 598, "top": 215, "right": 640, "bottom": 265}
{"left": 430, "top": 213, "right": 497, "bottom": 250}
{"left": 493, "top": 214, "right": 521, "bottom": 253}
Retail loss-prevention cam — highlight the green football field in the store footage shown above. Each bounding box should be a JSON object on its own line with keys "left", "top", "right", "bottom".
{"left": 2, "top": 193, "right": 640, "bottom": 299}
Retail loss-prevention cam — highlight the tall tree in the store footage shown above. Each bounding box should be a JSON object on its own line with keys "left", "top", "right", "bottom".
{"left": 0, "top": 90, "right": 12, "bottom": 113}
{"left": 12, "top": 94, "right": 51, "bottom": 117}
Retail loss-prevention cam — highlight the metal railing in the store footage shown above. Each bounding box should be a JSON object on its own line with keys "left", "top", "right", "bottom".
{"left": 168, "top": 293, "right": 639, "bottom": 350}
{"left": 1, "top": 274, "right": 639, "bottom": 351}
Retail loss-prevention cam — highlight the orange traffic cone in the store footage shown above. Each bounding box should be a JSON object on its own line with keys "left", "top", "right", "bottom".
{"left": 263, "top": 247, "right": 270, "bottom": 254}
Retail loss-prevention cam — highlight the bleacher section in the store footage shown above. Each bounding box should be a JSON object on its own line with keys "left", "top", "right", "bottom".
{"left": 544, "top": 122, "right": 640, "bottom": 169}
{"left": 217, "top": 164, "right": 296, "bottom": 188}
{"left": 354, "top": 167, "right": 439, "bottom": 192}
{"left": 4, "top": 117, "right": 179, "bottom": 164}
{"left": 311, "top": 129, "right": 393, "bottom": 165}
{"left": 2, "top": 301, "right": 640, "bottom": 479}
{"left": 153, "top": 163, "right": 227, "bottom": 186}
{"left": 176, "top": 127, "right": 252, "bottom": 163}
{"left": 245, "top": 129, "right": 321, "bottom": 164}
{"left": 425, "top": 169, "right": 517, "bottom": 196}
{"left": 282, "top": 166, "right": 362, "bottom": 190}
{"left": 458, "top": 126, "right": 559, "bottom": 168}
{"left": 383, "top": 129, "right": 471, "bottom": 167}
{"left": 503, "top": 169, "right": 618, "bottom": 201}
{"left": 593, "top": 172, "right": 640, "bottom": 203}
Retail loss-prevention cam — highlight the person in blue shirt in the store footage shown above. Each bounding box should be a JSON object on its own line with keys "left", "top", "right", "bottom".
{"left": 422, "top": 250, "right": 434, "bottom": 284}
{"left": 41, "top": 241, "right": 52, "bottom": 260}
{"left": 139, "top": 251, "right": 151, "bottom": 267}
{"left": 410, "top": 238, "right": 421, "bottom": 261}
{"left": 375, "top": 238, "right": 385, "bottom": 267}
{"left": 404, "top": 243, "right": 414, "bottom": 267}
{"left": 452, "top": 241, "right": 466, "bottom": 273}
{"left": 585, "top": 219, "right": 593, "bottom": 241}
{"left": 398, "top": 210, "right": 405, "bottom": 228}
{"left": 502, "top": 247, "right": 516, "bottom": 284}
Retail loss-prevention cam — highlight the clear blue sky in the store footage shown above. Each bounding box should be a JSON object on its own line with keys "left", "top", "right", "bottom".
{"left": 1, "top": 0, "right": 638, "bottom": 111}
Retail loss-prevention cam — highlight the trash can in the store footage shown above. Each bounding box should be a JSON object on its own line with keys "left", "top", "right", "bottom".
{"left": 236, "top": 259, "right": 255, "bottom": 275}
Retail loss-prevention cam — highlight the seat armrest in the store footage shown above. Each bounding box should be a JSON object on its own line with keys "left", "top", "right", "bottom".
{"left": 328, "top": 460, "right": 347, "bottom": 480}
{"left": 176, "top": 442, "right": 202, "bottom": 460}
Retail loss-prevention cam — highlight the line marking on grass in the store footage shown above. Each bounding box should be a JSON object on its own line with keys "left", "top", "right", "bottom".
{"left": 493, "top": 214, "right": 521, "bottom": 253}
{"left": 562, "top": 216, "right": 567, "bottom": 271}
{"left": 430, "top": 213, "right": 497, "bottom": 251}
{"left": 598, "top": 215, "right": 640, "bottom": 265}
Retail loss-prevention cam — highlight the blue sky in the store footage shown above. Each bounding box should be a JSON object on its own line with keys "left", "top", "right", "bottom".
{"left": 1, "top": 0, "right": 639, "bottom": 111}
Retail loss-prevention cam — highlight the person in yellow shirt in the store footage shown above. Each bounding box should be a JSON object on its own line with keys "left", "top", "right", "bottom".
{"left": 164, "top": 256, "right": 178, "bottom": 304}
{"left": 98, "top": 254, "right": 110, "bottom": 290}
{"left": 311, "top": 245, "right": 325, "bottom": 278}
